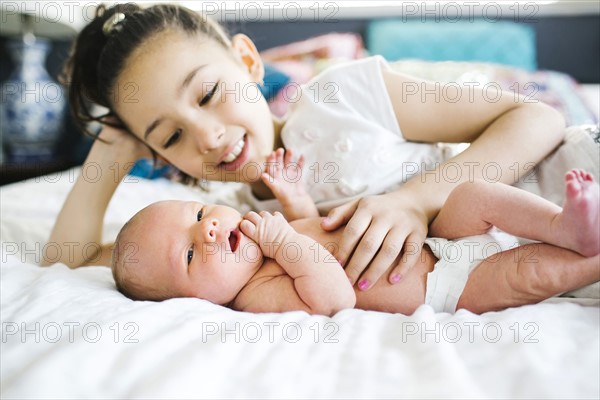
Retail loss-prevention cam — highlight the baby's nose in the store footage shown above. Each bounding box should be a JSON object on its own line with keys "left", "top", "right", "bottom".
{"left": 202, "top": 218, "right": 219, "bottom": 242}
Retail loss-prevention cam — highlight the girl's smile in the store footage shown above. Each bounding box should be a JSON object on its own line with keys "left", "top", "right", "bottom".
{"left": 219, "top": 133, "right": 249, "bottom": 171}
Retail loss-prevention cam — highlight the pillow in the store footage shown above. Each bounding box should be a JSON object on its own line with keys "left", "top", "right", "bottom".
{"left": 259, "top": 33, "right": 365, "bottom": 117}
{"left": 367, "top": 19, "right": 537, "bottom": 71}
{"left": 388, "top": 59, "right": 598, "bottom": 126}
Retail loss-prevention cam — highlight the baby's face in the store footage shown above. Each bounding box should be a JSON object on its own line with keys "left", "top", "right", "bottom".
{"left": 128, "top": 200, "right": 262, "bottom": 304}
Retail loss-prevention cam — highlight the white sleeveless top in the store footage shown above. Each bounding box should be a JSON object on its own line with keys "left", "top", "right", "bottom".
{"left": 241, "top": 56, "right": 447, "bottom": 214}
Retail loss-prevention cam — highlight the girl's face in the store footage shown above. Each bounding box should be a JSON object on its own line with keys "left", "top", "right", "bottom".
{"left": 128, "top": 200, "right": 263, "bottom": 304}
{"left": 113, "top": 31, "right": 276, "bottom": 183}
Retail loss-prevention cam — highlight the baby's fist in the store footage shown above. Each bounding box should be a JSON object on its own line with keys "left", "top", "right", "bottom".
{"left": 262, "top": 148, "right": 307, "bottom": 202}
{"left": 240, "top": 211, "right": 295, "bottom": 259}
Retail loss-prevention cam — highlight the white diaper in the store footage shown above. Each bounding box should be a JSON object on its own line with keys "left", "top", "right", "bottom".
{"left": 424, "top": 229, "right": 520, "bottom": 313}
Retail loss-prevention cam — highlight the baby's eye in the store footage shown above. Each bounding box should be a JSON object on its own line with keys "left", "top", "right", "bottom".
{"left": 197, "top": 209, "right": 203, "bottom": 221}
{"left": 199, "top": 81, "right": 219, "bottom": 106}
{"left": 164, "top": 129, "right": 182, "bottom": 149}
{"left": 187, "top": 248, "right": 194, "bottom": 265}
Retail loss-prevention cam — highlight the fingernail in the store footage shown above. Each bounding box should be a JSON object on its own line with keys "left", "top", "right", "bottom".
{"left": 322, "top": 217, "right": 330, "bottom": 224}
{"left": 358, "top": 279, "right": 370, "bottom": 291}
{"left": 348, "top": 277, "right": 353, "bottom": 285}
{"left": 390, "top": 274, "right": 401, "bottom": 284}
{"left": 337, "top": 259, "right": 343, "bottom": 266}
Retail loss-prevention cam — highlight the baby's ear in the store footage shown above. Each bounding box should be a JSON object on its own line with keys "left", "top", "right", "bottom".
{"left": 231, "top": 33, "right": 264, "bottom": 83}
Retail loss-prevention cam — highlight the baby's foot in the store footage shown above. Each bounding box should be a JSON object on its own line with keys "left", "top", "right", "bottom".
{"left": 558, "top": 169, "right": 600, "bottom": 256}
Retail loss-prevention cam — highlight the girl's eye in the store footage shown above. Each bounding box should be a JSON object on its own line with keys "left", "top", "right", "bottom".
{"left": 164, "top": 129, "right": 182, "bottom": 149}
{"left": 197, "top": 209, "right": 203, "bottom": 221}
{"left": 199, "top": 81, "right": 219, "bottom": 106}
{"left": 187, "top": 248, "right": 194, "bottom": 265}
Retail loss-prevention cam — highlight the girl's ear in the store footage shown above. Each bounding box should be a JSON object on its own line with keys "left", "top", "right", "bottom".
{"left": 231, "top": 34, "right": 264, "bottom": 84}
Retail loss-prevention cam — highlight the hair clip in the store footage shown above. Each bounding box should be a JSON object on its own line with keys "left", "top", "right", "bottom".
{"left": 102, "top": 12, "right": 126, "bottom": 36}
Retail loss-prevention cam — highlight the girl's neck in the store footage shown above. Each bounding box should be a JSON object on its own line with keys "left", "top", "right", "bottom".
{"left": 249, "top": 180, "right": 273, "bottom": 200}
{"left": 272, "top": 115, "right": 284, "bottom": 150}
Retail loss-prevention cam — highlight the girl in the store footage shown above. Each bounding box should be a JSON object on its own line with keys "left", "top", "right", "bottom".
{"left": 44, "top": 3, "right": 566, "bottom": 291}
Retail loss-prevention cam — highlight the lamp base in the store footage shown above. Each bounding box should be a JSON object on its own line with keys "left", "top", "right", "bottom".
{"left": 0, "top": 38, "right": 65, "bottom": 163}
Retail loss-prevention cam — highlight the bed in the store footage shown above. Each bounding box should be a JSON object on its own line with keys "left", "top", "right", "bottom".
{"left": 2, "top": 34, "right": 600, "bottom": 400}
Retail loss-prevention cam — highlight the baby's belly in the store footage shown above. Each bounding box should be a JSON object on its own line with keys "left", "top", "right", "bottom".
{"left": 354, "top": 246, "right": 436, "bottom": 314}
{"left": 291, "top": 217, "right": 437, "bottom": 315}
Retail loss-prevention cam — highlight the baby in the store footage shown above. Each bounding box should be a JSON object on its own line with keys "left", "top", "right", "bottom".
{"left": 112, "top": 150, "right": 600, "bottom": 315}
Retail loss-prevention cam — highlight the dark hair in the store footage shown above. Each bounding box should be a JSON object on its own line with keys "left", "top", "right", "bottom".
{"left": 61, "top": 2, "right": 231, "bottom": 143}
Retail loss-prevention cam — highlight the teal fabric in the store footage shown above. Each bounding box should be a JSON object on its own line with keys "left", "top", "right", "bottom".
{"left": 129, "top": 159, "right": 173, "bottom": 179}
{"left": 260, "top": 64, "right": 290, "bottom": 100}
{"left": 367, "top": 19, "right": 536, "bottom": 71}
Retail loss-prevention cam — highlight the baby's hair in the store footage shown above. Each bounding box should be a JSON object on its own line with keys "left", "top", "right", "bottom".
{"left": 111, "top": 209, "right": 172, "bottom": 302}
{"left": 61, "top": 2, "right": 231, "bottom": 138}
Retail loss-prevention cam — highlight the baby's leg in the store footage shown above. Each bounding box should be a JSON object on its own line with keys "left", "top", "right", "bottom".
{"left": 557, "top": 170, "right": 599, "bottom": 256}
{"left": 430, "top": 170, "right": 600, "bottom": 256}
{"left": 457, "top": 243, "right": 599, "bottom": 314}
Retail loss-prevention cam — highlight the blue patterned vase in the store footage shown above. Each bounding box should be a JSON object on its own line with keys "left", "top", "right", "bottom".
{"left": 1, "top": 38, "right": 65, "bottom": 163}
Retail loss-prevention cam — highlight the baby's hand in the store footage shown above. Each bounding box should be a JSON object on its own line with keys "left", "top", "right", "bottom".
{"left": 240, "top": 211, "right": 296, "bottom": 259}
{"left": 262, "top": 148, "right": 307, "bottom": 203}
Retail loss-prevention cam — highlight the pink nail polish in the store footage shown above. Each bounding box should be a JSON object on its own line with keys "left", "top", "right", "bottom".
{"left": 337, "top": 259, "right": 343, "bottom": 266}
{"left": 391, "top": 274, "right": 401, "bottom": 284}
{"left": 358, "top": 279, "right": 370, "bottom": 290}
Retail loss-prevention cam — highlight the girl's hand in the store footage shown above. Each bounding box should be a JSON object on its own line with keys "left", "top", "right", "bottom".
{"left": 240, "top": 211, "right": 296, "bottom": 259}
{"left": 320, "top": 191, "right": 428, "bottom": 290}
{"left": 92, "top": 123, "right": 152, "bottom": 164}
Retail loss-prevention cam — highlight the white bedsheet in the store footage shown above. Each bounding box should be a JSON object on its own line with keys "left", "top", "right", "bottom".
{"left": 2, "top": 257, "right": 599, "bottom": 399}
{"left": 1, "top": 126, "right": 599, "bottom": 399}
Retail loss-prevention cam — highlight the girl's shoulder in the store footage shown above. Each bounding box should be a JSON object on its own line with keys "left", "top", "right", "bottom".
{"left": 308, "top": 55, "right": 390, "bottom": 86}
{"left": 280, "top": 55, "right": 399, "bottom": 135}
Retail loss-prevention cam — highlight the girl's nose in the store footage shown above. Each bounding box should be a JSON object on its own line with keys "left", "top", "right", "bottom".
{"left": 194, "top": 123, "right": 225, "bottom": 155}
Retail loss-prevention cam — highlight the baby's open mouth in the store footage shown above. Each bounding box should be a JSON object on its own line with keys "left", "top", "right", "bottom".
{"left": 228, "top": 229, "right": 240, "bottom": 252}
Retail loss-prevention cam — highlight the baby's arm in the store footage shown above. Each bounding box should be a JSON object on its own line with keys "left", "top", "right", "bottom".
{"left": 239, "top": 211, "right": 356, "bottom": 315}
{"left": 261, "top": 148, "right": 319, "bottom": 221}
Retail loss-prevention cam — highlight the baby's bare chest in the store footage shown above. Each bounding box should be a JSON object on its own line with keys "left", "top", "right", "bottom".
{"left": 246, "top": 223, "right": 435, "bottom": 314}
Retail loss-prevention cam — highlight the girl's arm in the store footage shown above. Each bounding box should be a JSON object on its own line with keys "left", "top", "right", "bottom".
{"left": 41, "top": 126, "right": 150, "bottom": 268}
{"left": 239, "top": 211, "right": 356, "bottom": 316}
{"left": 321, "top": 68, "right": 566, "bottom": 289}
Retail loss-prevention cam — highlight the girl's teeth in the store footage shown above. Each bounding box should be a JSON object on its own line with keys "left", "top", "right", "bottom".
{"left": 223, "top": 138, "right": 245, "bottom": 163}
